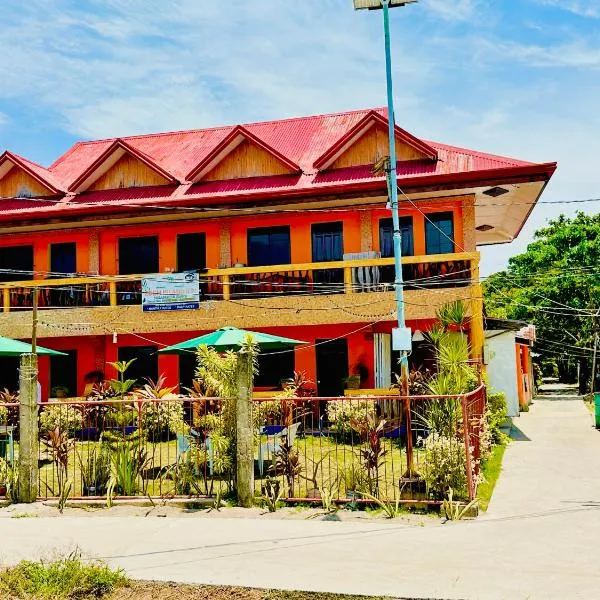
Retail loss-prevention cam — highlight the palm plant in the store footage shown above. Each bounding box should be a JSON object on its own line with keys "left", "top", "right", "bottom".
{"left": 43, "top": 427, "right": 73, "bottom": 511}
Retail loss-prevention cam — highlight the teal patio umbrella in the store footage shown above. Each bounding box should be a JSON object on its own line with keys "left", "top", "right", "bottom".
{"left": 159, "top": 327, "right": 307, "bottom": 354}
{"left": 0, "top": 336, "right": 66, "bottom": 356}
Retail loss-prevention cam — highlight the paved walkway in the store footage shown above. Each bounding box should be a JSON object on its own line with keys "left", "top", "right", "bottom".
{"left": 1, "top": 390, "right": 600, "bottom": 599}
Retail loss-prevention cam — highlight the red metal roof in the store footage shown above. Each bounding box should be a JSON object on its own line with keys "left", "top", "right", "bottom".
{"left": 0, "top": 107, "right": 555, "bottom": 221}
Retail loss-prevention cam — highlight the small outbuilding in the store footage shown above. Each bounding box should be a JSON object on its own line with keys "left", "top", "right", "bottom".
{"left": 484, "top": 318, "right": 536, "bottom": 417}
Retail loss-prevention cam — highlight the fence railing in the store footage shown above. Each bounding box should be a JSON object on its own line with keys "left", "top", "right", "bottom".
{"left": 0, "top": 386, "right": 486, "bottom": 504}
{"left": 0, "top": 252, "right": 479, "bottom": 311}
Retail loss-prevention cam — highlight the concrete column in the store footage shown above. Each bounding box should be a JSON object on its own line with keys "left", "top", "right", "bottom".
{"left": 219, "top": 223, "right": 232, "bottom": 268}
{"left": 360, "top": 211, "right": 373, "bottom": 253}
{"left": 462, "top": 195, "right": 477, "bottom": 252}
{"left": 88, "top": 230, "right": 100, "bottom": 273}
{"left": 236, "top": 351, "right": 254, "bottom": 507}
{"left": 18, "top": 353, "right": 39, "bottom": 503}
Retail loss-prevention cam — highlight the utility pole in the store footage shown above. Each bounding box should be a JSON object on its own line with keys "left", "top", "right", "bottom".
{"left": 354, "top": 0, "right": 416, "bottom": 475}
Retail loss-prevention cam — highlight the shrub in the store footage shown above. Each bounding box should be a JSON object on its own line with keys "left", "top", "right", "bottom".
{"left": 0, "top": 555, "right": 128, "bottom": 599}
{"left": 141, "top": 399, "right": 185, "bottom": 440}
{"left": 39, "top": 404, "right": 83, "bottom": 437}
{"left": 422, "top": 435, "right": 468, "bottom": 500}
{"left": 326, "top": 399, "right": 376, "bottom": 443}
{"left": 0, "top": 404, "right": 7, "bottom": 426}
{"left": 486, "top": 391, "right": 508, "bottom": 445}
{"left": 0, "top": 456, "right": 7, "bottom": 484}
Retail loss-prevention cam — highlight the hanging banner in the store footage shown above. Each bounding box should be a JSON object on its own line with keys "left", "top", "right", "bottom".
{"left": 141, "top": 272, "right": 200, "bottom": 312}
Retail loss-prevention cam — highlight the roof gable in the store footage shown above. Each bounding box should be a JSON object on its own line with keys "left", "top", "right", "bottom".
{"left": 0, "top": 151, "right": 63, "bottom": 197}
{"left": 187, "top": 126, "right": 301, "bottom": 182}
{"left": 67, "top": 139, "right": 178, "bottom": 193}
{"left": 313, "top": 110, "right": 438, "bottom": 170}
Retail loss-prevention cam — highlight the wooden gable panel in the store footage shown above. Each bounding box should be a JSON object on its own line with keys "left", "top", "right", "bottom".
{"left": 0, "top": 166, "right": 53, "bottom": 198}
{"left": 88, "top": 154, "right": 170, "bottom": 191}
{"left": 203, "top": 139, "right": 294, "bottom": 182}
{"left": 331, "top": 125, "right": 426, "bottom": 169}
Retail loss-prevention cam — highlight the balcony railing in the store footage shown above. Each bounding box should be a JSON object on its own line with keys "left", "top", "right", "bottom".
{"left": 0, "top": 252, "right": 479, "bottom": 312}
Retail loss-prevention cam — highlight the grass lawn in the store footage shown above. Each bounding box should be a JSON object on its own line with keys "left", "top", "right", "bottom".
{"left": 477, "top": 443, "right": 507, "bottom": 511}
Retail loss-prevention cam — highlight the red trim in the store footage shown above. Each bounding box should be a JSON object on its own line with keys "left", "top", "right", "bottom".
{"left": 0, "top": 151, "right": 64, "bottom": 194}
{"left": 0, "top": 161, "right": 557, "bottom": 224}
{"left": 67, "top": 139, "right": 179, "bottom": 192}
{"left": 186, "top": 125, "right": 301, "bottom": 182}
{"left": 313, "top": 110, "right": 438, "bottom": 169}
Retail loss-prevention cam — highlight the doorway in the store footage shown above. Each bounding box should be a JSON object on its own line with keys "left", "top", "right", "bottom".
{"left": 311, "top": 222, "right": 344, "bottom": 287}
{"left": 50, "top": 350, "right": 78, "bottom": 398}
{"left": 177, "top": 233, "right": 206, "bottom": 273}
{"left": 315, "top": 338, "right": 348, "bottom": 398}
{"left": 117, "top": 346, "right": 158, "bottom": 385}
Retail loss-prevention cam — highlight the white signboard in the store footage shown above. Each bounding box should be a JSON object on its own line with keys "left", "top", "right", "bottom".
{"left": 141, "top": 272, "right": 200, "bottom": 312}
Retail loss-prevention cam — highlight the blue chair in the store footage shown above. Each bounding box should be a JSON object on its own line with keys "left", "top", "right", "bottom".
{"left": 176, "top": 429, "right": 213, "bottom": 475}
{"left": 0, "top": 426, "right": 15, "bottom": 465}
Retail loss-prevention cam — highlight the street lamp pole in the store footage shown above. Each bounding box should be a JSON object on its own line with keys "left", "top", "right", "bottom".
{"left": 354, "top": 0, "right": 416, "bottom": 474}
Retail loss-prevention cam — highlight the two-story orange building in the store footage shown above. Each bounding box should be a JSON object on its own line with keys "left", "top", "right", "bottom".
{"left": 0, "top": 108, "right": 555, "bottom": 399}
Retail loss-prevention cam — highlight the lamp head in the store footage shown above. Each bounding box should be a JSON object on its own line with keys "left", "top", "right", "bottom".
{"left": 353, "top": 0, "right": 418, "bottom": 10}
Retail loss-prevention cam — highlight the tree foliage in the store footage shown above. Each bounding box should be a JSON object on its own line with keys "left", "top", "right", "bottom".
{"left": 483, "top": 212, "right": 600, "bottom": 388}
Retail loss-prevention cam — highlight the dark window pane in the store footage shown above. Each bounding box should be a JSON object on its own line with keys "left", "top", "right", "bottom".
{"left": 177, "top": 233, "right": 206, "bottom": 272}
{"left": 118, "top": 236, "right": 159, "bottom": 275}
{"left": 50, "top": 243, "right": 77, "bottom": 276}
{"left": 247, "top": 226, "right": 291, "bottom": 267}
{"left": 117, "top": 346, "right": 158, "bottom": 385}
{"left": 50, "top": 350, "right": 77, "bottom": 397}
{"left": 0, "top": 245, "right": 33, "bottom": 282}
{"left": 311, "top": 222, "right": 343, "bottom": 262}
{"left": 255, "top": 350, "right": 295, "bottom": 388}
{"left": 379, "top": 217, "right": 414, "bottom": 258}
{"left": 425, "top": 212, "right": 454, "bottom": 255}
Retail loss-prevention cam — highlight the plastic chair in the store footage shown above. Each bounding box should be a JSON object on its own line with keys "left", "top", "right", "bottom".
{"left": 257, "top": 423, "right": 300, "bottom": 477}
{"left": 0, "top": 426, "right": 15, "bottom": 465}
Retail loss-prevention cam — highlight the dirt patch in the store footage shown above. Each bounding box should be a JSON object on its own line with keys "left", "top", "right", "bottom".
{"left": 109, "top": 582, "right": 397, "bottom": 600}
{"left": 0, "top": 502, "right": 438, "bottom": 526}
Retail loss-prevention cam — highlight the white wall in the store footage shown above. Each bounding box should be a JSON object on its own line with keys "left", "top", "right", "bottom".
{"left": 485, "top": 331, "right": 519, "bottom": 417}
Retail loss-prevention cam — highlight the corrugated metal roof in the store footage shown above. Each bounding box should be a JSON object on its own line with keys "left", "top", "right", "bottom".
{"left": 0, "top": 107, "right": 553, "bottom": 221}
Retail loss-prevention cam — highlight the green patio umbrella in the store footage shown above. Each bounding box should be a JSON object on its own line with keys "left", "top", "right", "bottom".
{"left": 0, "top": 336, "right": 67, "bottom": 356}
{"left": 158, "top": 326, "right": 307, "bottom": 354}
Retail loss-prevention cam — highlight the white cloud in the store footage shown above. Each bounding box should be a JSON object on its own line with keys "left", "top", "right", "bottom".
{"left": 0, "top": 0, "right": 598, "bottom": 276}
{"left": 424, "top": 0, "right": 482, "bottom": 22}
{"left": 539, "top": 0, "right": 600, "bottom": 18}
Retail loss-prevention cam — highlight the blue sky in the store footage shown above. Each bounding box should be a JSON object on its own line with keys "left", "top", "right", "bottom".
{"left": 0, "top": 0, "right": 599, "bottom": 275}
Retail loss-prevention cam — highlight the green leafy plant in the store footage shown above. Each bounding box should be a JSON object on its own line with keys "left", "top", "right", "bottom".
{"left": 0, "top": 404, "right": 7, "bottom": 426}
{"left": 262, "top": 477, "right": 282, "bottom": 512}
{"left": 268, "top": 437, "right": 302, "bottom": 497}
{"left": 106, "top": 436, "right": 151, "bottom": 501}
{"left": 39, "top": 405, "right": 83, "bottom": 438}
{"left": 442, "top": 488, "right": 479, "bottom": 521}
{"left": 361, "top": 491, "right": 403, "bottom": 519}
{"left": 42, "top": 428, "right": 74, "bottom": 513}
{"left": 5, "top": 461, "right": 19, "bottom": 503}
{"left": 0, "top": 456, "right": 7, "bottom": 486}
{"left": 417, "top": 398, "right": 462, "bottom": 439}
{"left": 0, "top": 553, "right": 128, "bottom": 599}
{"left": 327, "top": 399, "right": 376, "bottom": 444}
{"left": 486, "top": 391, "right": 508, "bottom": 445}
{"left": 141, "top": 399, "right": 185, "bottom": 441}
{"left": 350, "top": 414, "right": 387, "bottom": 496}
{"left": 77, "top": 445, "right": 111, "bottom": 495}
{"left": 108, "top": 359, "right": 137, "bottom": 397}
{"left": 437, "top": 299, "right": 468, "bottom": 330}
{"left": 318, "top": 476, "right": 339, "bottom": 513}
{"left": 343, "top": 462, "right": 370, "bottom": 497}
{"left": 422, "top": 435, "right": 468, "bottom": 500}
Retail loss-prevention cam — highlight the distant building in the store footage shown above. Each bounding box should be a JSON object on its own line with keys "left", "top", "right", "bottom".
{"left": 485, "top": 318, "right": 536, "bottom": 416}
{"left": 0, "top": 108, "right": 555, "bottom": 398}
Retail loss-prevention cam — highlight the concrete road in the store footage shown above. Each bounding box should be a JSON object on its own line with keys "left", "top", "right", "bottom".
{"left": 1, "top": 392, "right": 599, "bottom": 600}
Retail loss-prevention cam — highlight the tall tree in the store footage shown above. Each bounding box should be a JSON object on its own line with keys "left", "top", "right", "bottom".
{"left": 483, "top": 212, "right": 600, "bottom": 392}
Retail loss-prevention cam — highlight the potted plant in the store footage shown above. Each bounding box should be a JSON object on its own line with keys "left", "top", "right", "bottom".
{"left": 51, "top": 385, "right": 70, "bottom": 399}
{"left": 0, "top": 457, "right": 7, "bottom": 498}
{"left": 343, "top": 375, "right": 361, "bottom": 390}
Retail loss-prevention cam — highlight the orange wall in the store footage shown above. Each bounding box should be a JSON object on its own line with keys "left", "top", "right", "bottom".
{"left": 0, "top": 199, "right": 466, "bottom": 279}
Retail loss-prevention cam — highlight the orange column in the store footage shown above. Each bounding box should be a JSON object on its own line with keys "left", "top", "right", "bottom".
{"left": 160, "top": 232, "right": 177, "bottom": 273}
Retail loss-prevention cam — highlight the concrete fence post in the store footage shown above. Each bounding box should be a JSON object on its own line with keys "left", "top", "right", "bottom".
{"left": 236, "top": 351, "right": 254, "bottom": 507}
{"left": 18, "top": 353, "right": 39, "bottom": 503}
